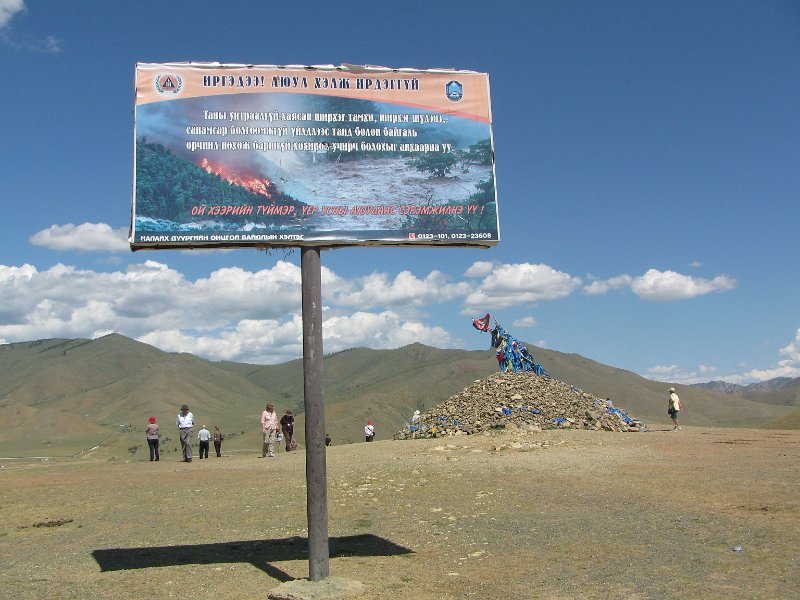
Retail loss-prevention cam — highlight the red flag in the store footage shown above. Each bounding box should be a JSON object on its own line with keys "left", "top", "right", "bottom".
{"left": 472, "top": 313, "right": 491, "bottom": 332}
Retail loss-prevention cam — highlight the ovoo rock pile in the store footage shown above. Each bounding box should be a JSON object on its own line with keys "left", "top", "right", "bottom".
{"left": 395, "top": 371, "right": 643, "bottom": 439}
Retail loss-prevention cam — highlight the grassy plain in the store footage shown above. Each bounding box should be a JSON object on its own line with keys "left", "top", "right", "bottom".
{"left": 1, "top": 426, "right": 798, "bottom": 599}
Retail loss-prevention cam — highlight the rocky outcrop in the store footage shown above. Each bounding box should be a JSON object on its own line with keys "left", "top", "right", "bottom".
{"left": 396, "top": 371, "right": 643, "bottom": 439}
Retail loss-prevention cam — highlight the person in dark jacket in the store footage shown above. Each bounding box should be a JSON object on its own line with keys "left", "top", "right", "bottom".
{"left": 279, "top": 410, "right": 295, "bottom": 451}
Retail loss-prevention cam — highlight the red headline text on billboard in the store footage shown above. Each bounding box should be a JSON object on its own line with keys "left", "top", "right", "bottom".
{"left": 131, "top": 63, "right": 499, "bottom": 250}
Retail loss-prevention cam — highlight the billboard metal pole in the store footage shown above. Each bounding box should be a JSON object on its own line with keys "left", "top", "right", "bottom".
{"left": 301, "top": 246, "right": 330, "bottom": 580}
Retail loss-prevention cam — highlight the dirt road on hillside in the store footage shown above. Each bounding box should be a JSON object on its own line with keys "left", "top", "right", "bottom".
{"left": 1, "top": 427, "right": 798, "bottom": 599}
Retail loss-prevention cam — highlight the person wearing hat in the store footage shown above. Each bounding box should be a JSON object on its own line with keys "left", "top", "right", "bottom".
{"left": 364, "top": 420, "right": 375, "bottom": 442}
{"left": 145, "top": 416, "right": 160, "bottom": 462}
{"left": 279, "top": 409, "right": 295, "bottom": 452}
{"left": 411, "top": 409, "right": 421, "bottom": 438}
{"left": 176, "top": 404, "right": 195, "bottom": 462}
{"left": 667, "top": 387, "right": 682, "bottom": 431}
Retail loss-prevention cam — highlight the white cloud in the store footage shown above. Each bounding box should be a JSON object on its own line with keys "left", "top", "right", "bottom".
{"left": 0, "top": 0, "right": 24, "bottom": 28}
{"left": 689, "top": 260, "right": 703, "bottom": 269}
{"left": 0, "top": 260, "right": 305, "bottom": 343}
{"left": 643, "top": 364, "right": 720, "bottom": 385}
{"left": 630, "top": 269, "right": 736, "bottom": 301}
{"left": 136, "top": 310, "right": 457, "bottom": 364}
{"left": 29, "top": 223, "right": 129, "bottom": 253}
{"left": 139, "top": 316, "right": 304, "bottom": 365}
{"left": 585, "top": 269, "right": 736, "bottom": 300}
{"left": 332, "top": 270, "right": 469, "bottom": 311}
{"left": 462, "top": 262, "right": 581, "bottom": 312}
{"left": 779, "top": 327, "right": 800, "bottom": 364}
{"left": 323, "top": 310, "right": 456, "bottom": 352}
{"left": 0, "top": 1, "right": 61, "bottom": 52}
{"left": 512, "top": 316, "right": 538, "bottom": 328}
{"left": 644, "top": 328, "right": 800, "bottom": 385}
{"left": 647, "top": 365, "right": 681, "bottom": 376}
{"left": 736, "top": 327, "right": 800, "bottom": 382}
{"left": 0, "top": 260, "right": 460, "bottom": 364}
{"left": 583, "top": 275, "right": 633, "bottom": 296}
{"left": 464, "top": 261, "right": 495, "bottom": 278}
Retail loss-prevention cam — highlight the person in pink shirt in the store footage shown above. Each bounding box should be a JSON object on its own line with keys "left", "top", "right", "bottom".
{"left": 261, "top": 403, "right": 278, "bottom": 458}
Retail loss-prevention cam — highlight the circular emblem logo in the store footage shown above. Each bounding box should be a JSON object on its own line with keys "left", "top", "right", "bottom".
{"left": 446, "top": 80, "right": 463, "bottom": 102}
{"left": 154, "top": 74, "right": 183, "bottom": 96}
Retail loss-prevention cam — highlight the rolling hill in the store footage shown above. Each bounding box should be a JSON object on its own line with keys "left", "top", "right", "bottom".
{"left": 0, "top": 334, "right": 796, "bottom": 458}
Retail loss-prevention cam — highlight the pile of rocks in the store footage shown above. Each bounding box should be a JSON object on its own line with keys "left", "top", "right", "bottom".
{"left": 395, "top": 371, "right": 643, "bottom": 439}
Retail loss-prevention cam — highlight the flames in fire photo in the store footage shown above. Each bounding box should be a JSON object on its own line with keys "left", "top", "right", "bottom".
{"left": 199, "top": 158, "right": 272, "bottom": 198}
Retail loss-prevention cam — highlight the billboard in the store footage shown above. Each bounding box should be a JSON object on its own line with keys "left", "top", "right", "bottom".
{"left": 131, "top": 63, "right": 498, "bottom": 250}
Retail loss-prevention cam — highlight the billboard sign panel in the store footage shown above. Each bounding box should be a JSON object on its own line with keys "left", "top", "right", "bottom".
{"left": 131, "top": 63, "right": 498, "bottom": 250}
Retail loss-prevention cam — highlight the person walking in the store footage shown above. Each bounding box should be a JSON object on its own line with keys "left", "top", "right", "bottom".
{"left": 364, "top": 420, "right": 375, "bottom": 442}
{"left": 176, "top": 404, "right": 194, "bottom": 462}
{"left": 213, "top": 425, "right": 223, "bottom": 457}
{"left": 280, "top": 409, "right": 295, "bottom": 451}
{"left": 261, "top": 403, "right": 278, "bottom": 458}
{"left": 145, "top": 416, "right": 160, "bottom": 462}
{"left": 668, "top": 387, "right": 683, "bottom": 431}
{"left": 197, "top": 425, "right": 211, "bottom": 459}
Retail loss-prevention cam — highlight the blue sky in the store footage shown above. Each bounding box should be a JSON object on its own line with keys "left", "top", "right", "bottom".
{"left": 1, "top": 0, "right": 798, "bottom": 384}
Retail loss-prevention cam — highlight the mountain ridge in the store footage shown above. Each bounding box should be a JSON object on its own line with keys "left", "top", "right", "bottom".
{"left": 1, "top": 334, "right": 796, "bottom": 457}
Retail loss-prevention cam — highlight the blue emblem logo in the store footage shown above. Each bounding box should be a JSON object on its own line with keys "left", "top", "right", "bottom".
{"left": 446, "top": 80, "right": 463, "bottom": 102}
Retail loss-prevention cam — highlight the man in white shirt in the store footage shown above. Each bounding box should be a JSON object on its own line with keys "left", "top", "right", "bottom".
{"left": 176, "top": 404, "right": 194, "bottom": 462}
{"left": 197, "top": 425, "right": 211, "bottom": 459}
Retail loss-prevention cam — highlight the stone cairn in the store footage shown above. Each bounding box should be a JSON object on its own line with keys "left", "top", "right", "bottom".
{"left": 395, "top": 371, "right": 644, "bottom": 439}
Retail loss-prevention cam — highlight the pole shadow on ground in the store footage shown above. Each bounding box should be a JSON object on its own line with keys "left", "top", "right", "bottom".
{"left": 92, "top": 534, "right": 413, "bottom": 582}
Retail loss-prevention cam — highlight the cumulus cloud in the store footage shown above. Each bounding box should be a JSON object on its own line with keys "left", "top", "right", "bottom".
{"left": 585, "top": 269, "right": 736, "bottom": 301}
{"left": 737, "top": 327, "right": 800, "bottom": 382}
{"left": 464, "top": 261, "right": 495, "bottom": 278}
{"left": 463, "top": 262, "right": 581, "bottom": 312}
{"left": 646, "top": 365, "right": 681, "bottom": 377}
{"left": 0, "top": 1, "right": 61, "bottom": 52}
{"left": 323, "top": 310, "right": 456, "bottom": 350}
{"left": 332, "top": 270, "right": 469, "bottom": 311}
{"left": 645, "top": 328, "right": 800, "bottom": 385}
{"left": 29, "top": 223, "right": 129, "bottom": 253}
{"left": 630, "top": 269, "right": 736, "bottom": 301}
{"left": 644, "top": 363, "right": 721, "bottom": 385}
{"left": 0, "top": 0, "right": 24, "bottom": 28}
{"left": 0, "top": 260, "right": 463, "bottom": 364}
{"left": 583, "top": 275, "right": 633, "bottom": 296}
{"left": 779, "top": 328, "right": 800, "bottom": 364}
{"left": 0, "top": 261, "right": 304, "bottom": 344}
{"left": 512, "top": 316, "right": 538, "bottom": 328}
{"left": 139, "top": 316, "right": 304, "bottom": 365}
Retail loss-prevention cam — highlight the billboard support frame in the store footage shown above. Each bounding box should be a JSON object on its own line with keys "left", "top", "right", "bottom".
{"left": 301, "top": 246, "right": 329, "bottom": 580}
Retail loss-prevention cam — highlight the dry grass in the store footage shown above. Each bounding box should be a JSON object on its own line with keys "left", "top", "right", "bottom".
{"left": 1, "top": 427, "right": 798, "bottom": 599}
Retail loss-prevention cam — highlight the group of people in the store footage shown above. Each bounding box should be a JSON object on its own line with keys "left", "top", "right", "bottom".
{"left": 260, "top": 404, "right": 297, "bottom": 457}
{"left": 144, "top": 403, "right": 224, "bottom": 463}
{"left": 149, "top": 390, "right": 683, "bottom": 463}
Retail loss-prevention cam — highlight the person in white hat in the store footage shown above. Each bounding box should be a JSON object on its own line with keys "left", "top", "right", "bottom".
{"left": 667, "top": 388, "right": 682, "bottom": 431}
{"left": 411, "top": 409, "right": 421, "bottom": 438}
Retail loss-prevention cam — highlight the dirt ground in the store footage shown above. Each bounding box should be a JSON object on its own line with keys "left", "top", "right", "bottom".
{"left": 1, "top": 426, "right": 798, "bottom": 599}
